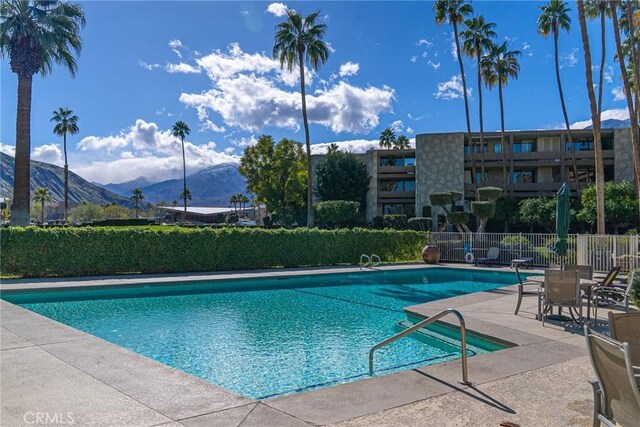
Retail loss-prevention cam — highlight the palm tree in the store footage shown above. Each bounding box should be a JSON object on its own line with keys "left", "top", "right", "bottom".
{"left": 131, "top": 188, "right": 144, "bottom": 219}
{"left": 610, "top": 0, "right": 640, "bottom": 211}
{"left": 434, "top": 1, "right": 474, "bottom": 182}
{"left": 585, "top": 1, "right": 610, "bottom": 116}
{"left": 273, "top": 9, "right": 330, "bottom": 228}
{"left": 577, "top": 0, "right": 606, "bottom": 234}
{"left": 171, "top": 120, "right": 190, "bottom": 221}
{"left": 327, "top": 143, "right": 340, "bottom": 154}
{"left": 394, "top": 135, "right": 411, "bottom": 149}
{"left": 537, "top": 0, "right": 580, "bottom": 191}
{"left": 179, "top": 188, "right": 192, "bottom": 219}
{"left": 50, "top": 107, "right": 79, "bottom": 222}
{"left": 32, "top": 187, "right": 52, "bottom": 225}
{"left": 481, "top": 41, "right": 521, "bottom": 195}
{"left": 1, "top": 1, "right": 85, "bottom": 226}
{"left": 379, "top": 128, "right": 396, "bottom": 149}
{"left": 229, "top": 193, "right": 239, "bottom": 214}
{"left": 461, "top": 15, "right": 496, "bottom": 187}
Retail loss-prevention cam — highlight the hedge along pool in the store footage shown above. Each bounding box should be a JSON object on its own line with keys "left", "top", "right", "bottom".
{"left": 2, "top": 267, "right": 518, "bottom": 399}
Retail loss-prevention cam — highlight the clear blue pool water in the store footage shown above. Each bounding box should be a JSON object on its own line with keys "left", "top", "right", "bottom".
{"left": 3, "top": 267, "right": 517, "bottom": 399}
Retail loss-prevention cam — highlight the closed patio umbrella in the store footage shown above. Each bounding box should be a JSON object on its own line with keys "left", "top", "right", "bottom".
{"left": 554, "top": 182, "right": 571, "bottom": 268}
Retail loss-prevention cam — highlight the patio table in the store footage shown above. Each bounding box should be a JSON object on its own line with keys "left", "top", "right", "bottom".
{"left": 527, "top": 275, "right": 598, "bottom": 321}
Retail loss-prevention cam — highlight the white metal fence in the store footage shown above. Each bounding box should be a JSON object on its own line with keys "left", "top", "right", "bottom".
{"left": 436, "top": 232, "right": 640, "bottom": 272}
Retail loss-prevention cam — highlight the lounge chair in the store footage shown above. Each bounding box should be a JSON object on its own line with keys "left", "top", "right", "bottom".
{"left": 608, "top": 311, "right": 640, "bottom": 371}
{"left": 538, "top": 270, "right": 582, "bottom": 326}
{"left": 564, "top": 264, "right": 594, "bottom": 280}
{"left": 584, "top": 326, "right": 640, "bottom": 427}
{"left": 596, "top": 271, "right": 635, "bottom": 313}
{"left": 475, "top": 247, "right": 500, "bottom": 266}
{"left": 513, "top": 264, "right": 540, "bottom": 316}
{"left": 593, "top": 267, "right": 622, "bottom": 322}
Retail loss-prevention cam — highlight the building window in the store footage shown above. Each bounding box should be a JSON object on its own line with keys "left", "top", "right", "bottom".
{"left": 383, "top": 204, "right": 416, "bottom": 216}
{"left": 464, "top": 143, "right": 488, "bottom": 153}
{"left": 380, "top": 180, "right": 415, "bottom": 192}
{"left": 565, "top": 137, "right": 613, "bottom": 151}
{"left": 494, "top": 143, "right": 502, "bottom": 153}
{"left": 513, "top": 140, "right": 535, "bottom": 153}
{"left": 404, "top": 157, "right": 416, "bottom": 166}
{"left": 380, "top": 156, "right": 415, "bottom": 167}
{"left": 512, "top": 170, "right": 535, "bottom": 183}
{"left": 568, "top": 166, "right": 615, "bottom": 183}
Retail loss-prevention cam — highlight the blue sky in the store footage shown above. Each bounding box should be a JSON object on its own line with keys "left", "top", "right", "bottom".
{"left": 0, "top": 0, "right": 630, "bottom": 184}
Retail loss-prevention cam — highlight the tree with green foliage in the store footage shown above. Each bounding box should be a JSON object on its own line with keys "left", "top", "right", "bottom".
{"left": 103, "top": 204, "right": 131, "bottom": 220}
{"left": 1, "top": 0, "right": 85, "bottom": 226}
{"left": 131, "top": 188, "right": 144, "bottom": 219}
{"left": 378, "top": 128, "right": 396, "bottom": 149}
{"left": 314, "top": 200, "right": 360, "bottom": 228}
{"left": 273, "top": 9, "right": 329, "bottom": 228}
{"left": 577, "top": 181, "right": 638, "bottom": 233}
{"left": 171, "top": 120, "right": 191, "bottom": 221}
{"left": 315, "top": 151, "right": 369, "bottom": 206}
{"left": 538, "top": 0, "right": 580, "bottom": 191}
{"left": 481, "top": 42, "right": 520, "bottom": 193}
{"left": 51, "top": 107, "right": 79, "bottom": 222}
{"left": 179, "top": 188, "right": 192, "bottom": 217}
{"left": 394, "top": 135, "right": 411, "bottom": 149}
{"left": 519, "top": 197, "right": 557, "bottom": 232}
{"left": 429, "top": 191, "right": 470, "bottom": 232}
{"left": 239, "top": 135, "right": 307, "bottom": 225}
{"left": 491, "top": 197, "right": 522, "bottom": 232}
{"left": 471, "top": 187, "right": 502, "bottom": 233}
{"left": 68, "top": 202, "right": 102, "bottom": 224}
{"left": 461, "top": 15, "right": 496, "bottom": 186}
{"left": 31, "top": 187, "right": 52, "bottom": 225}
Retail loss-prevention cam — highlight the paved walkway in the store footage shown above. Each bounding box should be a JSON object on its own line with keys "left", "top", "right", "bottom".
{"left": 1, "top": 265, "right": 633, "bottom": 426}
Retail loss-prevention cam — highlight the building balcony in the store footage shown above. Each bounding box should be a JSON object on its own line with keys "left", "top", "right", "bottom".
{"left": 378, "top": 191, "right": 416, "bottom": 200}
{"left": 464, "top": 149, "right": 615, "bottom": 167}
{"left": 464, "top": 181, "right": 581, "bottom": 198}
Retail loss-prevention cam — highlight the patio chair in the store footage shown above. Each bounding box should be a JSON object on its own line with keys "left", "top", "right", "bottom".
{"left": 514, "top": 264, "right": 540, "bottom": 316}
{"left": 584, "top": 326, "right": 640, "bottom": 427}
{"left": 596, "top": 271, "right": 635, "bottom": 313}
{"left": 564, "top": 264, "right": 594, "bottom": 280}
{"left": 608, "top": 311, "right": 640, "bottom": 370}
{"left": 593, "top": 267, "right": 622, "bottom": 322}
{"left": 538, "top": 270, "right": 582, "bottom": 326}
{"left": 475, "top": 247, "right": 500, "bottom": 266}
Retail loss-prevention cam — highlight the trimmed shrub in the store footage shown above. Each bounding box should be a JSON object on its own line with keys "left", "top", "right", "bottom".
{"left": 0, "top": 226, "right": 424, "bottom": 278}
{"left": 383, "top": 214, "right": 408, "bottom": 229}
{"left": 314, "top": 200, "right": 361, "bottom": 228}
{"left": 88, "top": 218, "right": 153, "bottom": 227}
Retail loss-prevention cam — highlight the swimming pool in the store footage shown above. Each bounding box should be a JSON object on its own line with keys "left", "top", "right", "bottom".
{"left": 2, "top": 267, "right": 517, "bottom": 399}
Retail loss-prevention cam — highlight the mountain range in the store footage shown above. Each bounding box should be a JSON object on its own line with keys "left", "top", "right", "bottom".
{"left": 100, "top": 163, "right": 247, "bottom": 206}
{"left": 1, "top": 152, "right": 133, "bottom": 207}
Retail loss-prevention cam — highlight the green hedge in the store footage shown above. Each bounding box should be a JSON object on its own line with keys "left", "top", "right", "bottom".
{"left": 0, "top": 226, "right": 424, "bottom": 278}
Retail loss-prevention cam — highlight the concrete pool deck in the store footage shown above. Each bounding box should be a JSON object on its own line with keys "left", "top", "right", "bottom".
{"left": 0, "top": 263, "right": 634, "bottom": 426}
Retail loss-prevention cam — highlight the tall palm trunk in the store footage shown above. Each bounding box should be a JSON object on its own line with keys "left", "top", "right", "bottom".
{"left": 611, "top": 0, "right": 640, "bottom": 214}
{"left": 498, "top": 78, "right": 508, "bottom": 192}
{"left": 554, "top": 31, "right": 579, "bottom": 190}
{"left": 181, "top": 136, "right": 187, "bottom": 221}
{"left": 627, "top": 1, "right": 640, "bottom": 106}
{"left": 298, "top": 47, "right": 314, "bottom": 227}
{"left": 578, "top": 0, "right": 606, "bottom": 234}
{"left": 597, "top": 10, "right": 606, "bottom": 115}
{"left": 40, "top": 200, "right": 45, "bottom": 225}
{"left": 63, "top": 132, "right": 69, "bottom": 222}
{"left": 476, "top": 51, "right": 486, "bottom": 185}
{"left": 453, "top": 21, "right": 476, "bottom": 190}
{"left": 11, "top": 74, "right": 33, "bottom": 226}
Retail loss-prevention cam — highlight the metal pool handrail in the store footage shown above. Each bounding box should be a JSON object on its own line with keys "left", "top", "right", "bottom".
{"left": 368, "top": 308, "right": 471, "bottom": 385}
{"left": 360, "top": 254, "right": 371, "bottom": 269}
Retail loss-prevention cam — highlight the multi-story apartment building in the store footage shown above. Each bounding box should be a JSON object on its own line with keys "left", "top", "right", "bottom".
{"left": 311, "top": 128, "right": 634, "bottom": 227}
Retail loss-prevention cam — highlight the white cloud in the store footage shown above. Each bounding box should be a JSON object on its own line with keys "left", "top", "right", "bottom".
{"left": 73, "top": 119, "right": 240, "bottom": 184}
{"left": 408, "top": 113, "right": 423, "bottom": 121}
{"left": 266, "top": 2, "right": 288, "bottom": 17}
{"left": 391, "top": 120, "right": 404, "bottom": 133}
{"left": 177, "top": 43, "right": 395, "bottom": 134}
{"left": 240, "top": 10, "right": 250, "bottom": 16}
{"left": 612, "top": 86, "right": 626, "bottom": 101}
{"left": 604, "top": 65, "right": 614, "bottom": 84}
{"left": 406, "top": 127, "right": 414, "bottom": 134}
{"left": 428, "top": 60, "right": 441, "bottom": 70}
{"left": 560, "top": 47, "right": 579, "bottom": 68}
{"left": 169, "top": 39, "right": 183, "bottom": 58}
{"left": 338, "top": 61, "right": 359, "bottom": 77}
{"left": 435, "top": 75, "right": 471, "bottom": 100}
{"left": 0, "top": 143, "right": 15, "bottom": 157}
{"left": 139, "top": 61, "right": 160, "bottom": 71}
{"left": 32, "top": 144, "right": 63, "bottom": 166}
{"left": 522, "top": 42, "right": 533, "bottom": 57}
{"left": 231, "top": 135, "right": 259, "bottom": 147}
{"left": 166, "top": 62, "right": 201, "bottom": 74}
{"left": 200, "top": 120, "right": 226, "bottom": 133}
{"left": 409, "top": 56, "right": 417, "bottom": 63}
{"left": 310, "top": 137, "right": 416, "bottom": 155}
{"left": 224, "top": 147, "right": 236, "bottom": 155}
{"left": 570, "top": 108, "right": 630, "bottom": 129}
{"left": 417, "top": 38, "right": 433, "bottom": 47}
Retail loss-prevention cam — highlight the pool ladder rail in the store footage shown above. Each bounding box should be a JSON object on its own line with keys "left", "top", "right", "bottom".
{"left": 360, "top": 254, "right": 382, "bottom": 270}
{"left": 368, "top": 308, "right": 471, "bottom": 386}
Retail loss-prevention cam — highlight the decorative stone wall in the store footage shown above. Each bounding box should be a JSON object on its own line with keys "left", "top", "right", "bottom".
{"left": 415, "top": 133, "right": 465, "bottom": 229}
{"left": 614, "top": 128, "right": 634, "bottom": 184}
